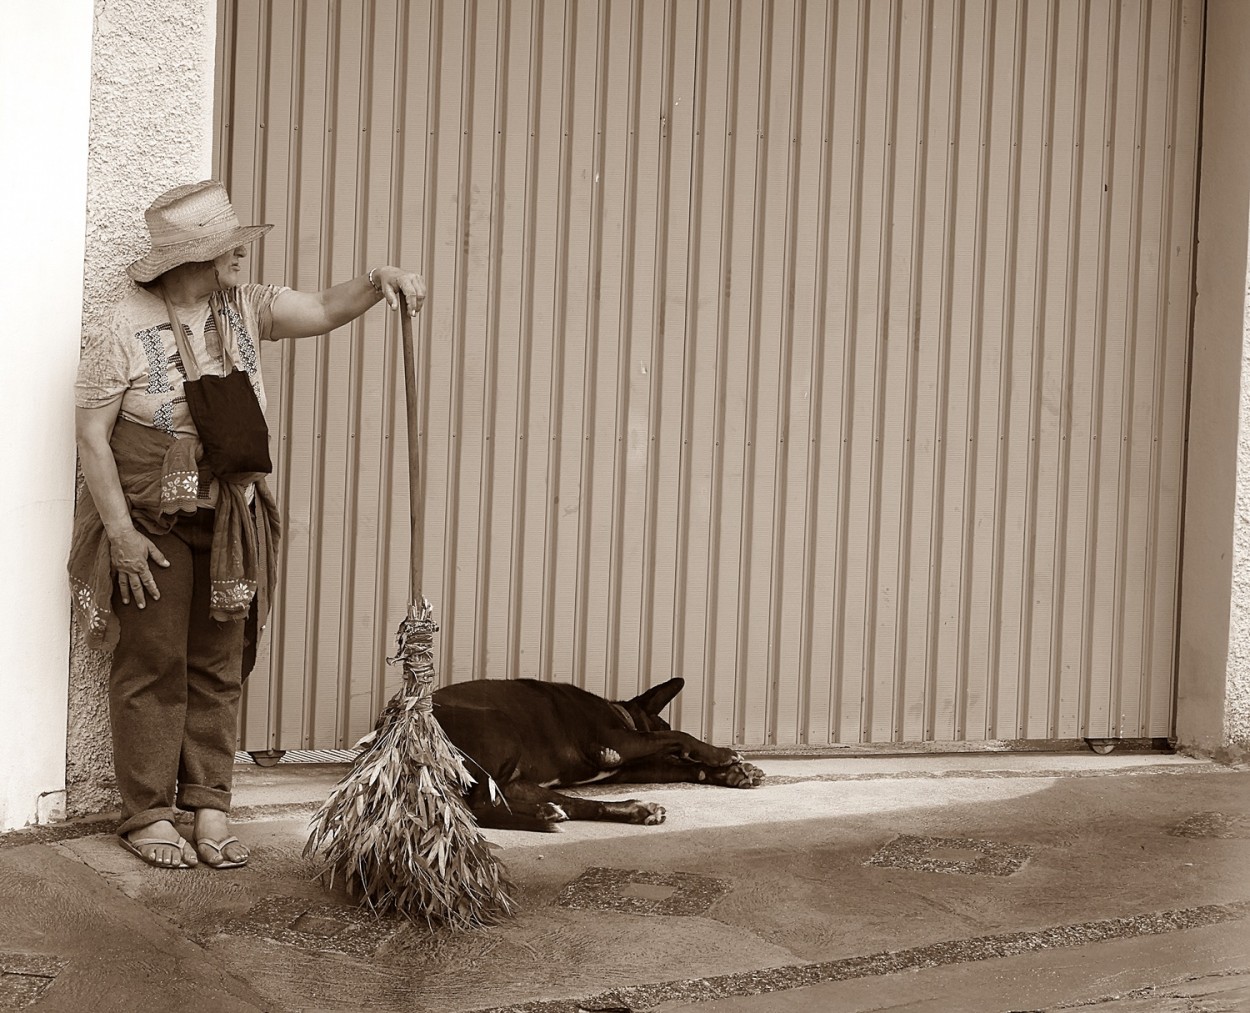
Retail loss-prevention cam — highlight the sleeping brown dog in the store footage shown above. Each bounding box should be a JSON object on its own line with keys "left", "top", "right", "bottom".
{"left": 428, "top": 677, "right": 764, "bottom": 831}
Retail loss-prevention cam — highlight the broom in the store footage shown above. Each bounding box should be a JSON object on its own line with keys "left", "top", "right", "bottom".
{"left": 304, "top": 296, "right": 514, "bottom": 929}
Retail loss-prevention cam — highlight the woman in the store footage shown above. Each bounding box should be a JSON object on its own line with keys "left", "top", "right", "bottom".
{"left": 69, "top": 180, "right": 425, "bottom": 870}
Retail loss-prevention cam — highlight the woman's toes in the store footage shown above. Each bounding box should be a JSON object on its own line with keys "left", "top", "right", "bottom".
{"left": 124, "top": 820, "right": 190, "bottom": 868}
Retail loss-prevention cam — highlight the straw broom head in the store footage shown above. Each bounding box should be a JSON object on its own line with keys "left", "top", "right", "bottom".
{"left": 304, "top": 599, "right": 515, "bottom": 928}
{"left": 303, "top": 299, "right": 513, "bottom": 928}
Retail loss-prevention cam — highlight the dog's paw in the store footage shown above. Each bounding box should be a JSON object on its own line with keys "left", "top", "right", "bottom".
{"left": 723, "top": 760, "right": 765, "bottom": 788}
{"left": 624, "top": 801, "right": 666, "bottom": 826}
{"left": 703, "top": 759, "right": 764, "bottom": 788}
{"left": 597, "top": 747, "right": 623, "bottom": 767}
{"left": 538, "top": 802, "right": 569, "bottom": 824}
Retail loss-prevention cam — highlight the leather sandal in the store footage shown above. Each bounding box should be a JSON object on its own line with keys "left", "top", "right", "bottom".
{"left": 194, "top": 835, "right": 249, "bottom": 869}
{"left": 120, "top": 834, "right": 195, "bottom": 869}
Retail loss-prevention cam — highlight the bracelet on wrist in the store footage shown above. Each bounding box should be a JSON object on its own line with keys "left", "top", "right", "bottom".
{"left": 367, "top": 267, "right": 384, "bottom": 294}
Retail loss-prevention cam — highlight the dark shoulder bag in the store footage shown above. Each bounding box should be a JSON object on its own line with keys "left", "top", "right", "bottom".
{"left": 162, "top": 287, "right": 272, "bottom": 482}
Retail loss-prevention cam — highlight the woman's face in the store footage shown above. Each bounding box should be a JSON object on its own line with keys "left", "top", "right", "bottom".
{"left": 212, "top": 245, "right": 248, "bottom": 288}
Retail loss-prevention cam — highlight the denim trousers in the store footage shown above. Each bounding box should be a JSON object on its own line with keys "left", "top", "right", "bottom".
{"left": 110, "top": 508, "right": 243, "bottom": 836}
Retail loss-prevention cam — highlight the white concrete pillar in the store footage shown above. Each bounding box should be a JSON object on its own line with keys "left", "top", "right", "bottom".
{"left": 0, "top": 2, "right": 95, "bottom": 830}
{"left": 1177, "top": 1, "right": 1250, "bottom": 759}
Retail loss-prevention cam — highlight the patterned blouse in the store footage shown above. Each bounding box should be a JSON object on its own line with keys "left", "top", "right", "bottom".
{"left": 76, "top": 283, "right": 287, "bottom": 437}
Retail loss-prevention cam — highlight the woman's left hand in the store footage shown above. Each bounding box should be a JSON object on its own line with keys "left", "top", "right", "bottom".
{"left": 373, "top": 266, "right": 426, "bottom": 316}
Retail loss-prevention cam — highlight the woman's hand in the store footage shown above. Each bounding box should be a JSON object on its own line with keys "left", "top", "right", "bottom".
{"left": 109, "top": 526, "right": 170, "bottom": 609}
{"left": 372, "top": 266, "right": 427, "bottom": 316}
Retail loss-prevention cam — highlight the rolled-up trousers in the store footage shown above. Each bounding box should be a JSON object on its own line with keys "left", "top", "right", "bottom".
{"left": 109, "top": 508, "right": 243, "bottom": 836}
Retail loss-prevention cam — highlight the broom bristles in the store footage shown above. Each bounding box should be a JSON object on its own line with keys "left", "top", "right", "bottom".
{"left": 304, "top": 602, "right": 514, "bottom": 929}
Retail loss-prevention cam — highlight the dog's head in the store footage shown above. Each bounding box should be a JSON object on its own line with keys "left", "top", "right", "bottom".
{"left": 621, "top": 678, "right": 684, "bottom": 732}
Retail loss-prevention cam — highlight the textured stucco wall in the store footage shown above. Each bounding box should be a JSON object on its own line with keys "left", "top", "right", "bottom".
{"left": 67, "top": 0, "right": 218, "bottom": 818}
{"left": 1229, "top": 259, "right": 1250, "bottom": 756}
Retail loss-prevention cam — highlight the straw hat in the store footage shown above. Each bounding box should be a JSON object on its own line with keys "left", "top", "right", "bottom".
{"left": 127, "top": 180, "right": 272, "bottom": 283}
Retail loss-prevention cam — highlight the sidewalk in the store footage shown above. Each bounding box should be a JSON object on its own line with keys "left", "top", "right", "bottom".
{"left": 1, "top": 752, "right": 1247, "bottom": 1012}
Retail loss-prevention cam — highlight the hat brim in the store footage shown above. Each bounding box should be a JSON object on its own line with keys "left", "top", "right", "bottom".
{"left": 127, "top": 223, "right": 273, "bottom": 283}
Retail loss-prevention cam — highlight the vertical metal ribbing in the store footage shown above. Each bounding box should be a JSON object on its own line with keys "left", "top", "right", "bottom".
{"left": 471, "top": 1, "right": 511, "bottom": 684}
{"left": 644, "top": 1, "right": 687, "bottom": 707}
{"left": 437, "top": 0, "right": 473, "bottom": 682}
{"left": 731, "top": 0, "right": 769, "bottom": 746}
{"left": 668, "top": 3, "right": 701, "bottom": 707}
{"left": 766, "top": 0, "right": 813, "bottom": 746}
{"left": 555, "top": 0, "right": 593, "bottom": 692}
{"left": 701, "top": 0, "right": 737, "bottom": 745}
{"left": 927, "top": 0, "right": 969, "bottom": 743}
{"left": 420, "top": 0, "right": 443, "bottom": 672}
{"left": 952, "top": 2, "right": 990, "bottom": 742}
{"left": 222, "top": 0, "right": 1202, "bottom": 752}
{"left": 828, "top": 4, "right": 869, "bottom": 744}
{"left": 505, "top": 0, "right": 545, "bottom": 682}
{"left": 331, "top": 0, "right": 372, "bottom": 748}
{"left": 296, "top": 0, "right": 341, "bottom": 748}
{"left": 891, "top": 0, "right": 934, "bottom": 744}
{"left": 799, "top": 0, "right": 836, "bottom": 745}
{"left": 1051, "top": 0, "right": 1095, "bottom": 740}
{"left": 1076, "top": 0, "right": 1120, "bottom": 740}
{"left": 570, "top": 1, "right": 607, "bottom": 696}
{"left": 1017, "top": 0, "right": 1057, "bottom": 740}
{"left": 544, "top": 0, "right": 582, "bottom": 685}
{"left": 272, "top": 0, "right": 305, "bottom": 748}
{"left": 261, "top": 0, "right": 302, "bottom": 748}
{"left": 605, "top": 0, "right": 644, "bottom": 703}
{"left": 861, "top": 0, "right": 901, "bottom": 742}
{"left": 311, "top": 0, "right": 370, "bottom": 747}
{"left": 667, "top": 0, "right": 706, "bottom": 734}
{"left": 1108, "top": 2, "right": 1151, "bottom": 738}
{"left": 520, "top": 0, "right": 568, "bottom": 687}
{"left": 984, "top": 4, "right": 1028, "bottom": 739}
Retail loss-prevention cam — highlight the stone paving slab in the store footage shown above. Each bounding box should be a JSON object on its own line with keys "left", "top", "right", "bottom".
{"left": 865, "top": 833, "right": 1035, "bottom": 877}
{"left": 557, "top": 867, "right": 732, "bottom": 916}
{"left": 472, "top": 904, "right": 1250, "bottom": 1013}
{"left": 220, "top": 893, "right": 406, "bottom": 958}
{"left": 0, "top": 953, "right": 65, "bottom": 1011}
{"left": 1170, "top": 812, "right": 1250, "bottom": 840}
{"left": 649, "top": 918, "right": 1250, "bottom": 1012}
{"left": 0, "top": 842, "right": 270, "bottom": 1012}
{"left": 1060, "top": 971, "right": 1250, "bottom": 1012}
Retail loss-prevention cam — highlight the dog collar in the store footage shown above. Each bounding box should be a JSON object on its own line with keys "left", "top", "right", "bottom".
{"left": 611, "top": 702, "right": 637, "bottom": 730}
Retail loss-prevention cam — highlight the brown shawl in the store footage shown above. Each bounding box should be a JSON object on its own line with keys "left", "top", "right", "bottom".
{"left": 68, "top": 418, "right": 280, "bottom": 676}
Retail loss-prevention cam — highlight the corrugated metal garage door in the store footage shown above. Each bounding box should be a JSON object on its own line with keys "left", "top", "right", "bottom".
{"left": 214, "top": 0, "right": 1202, "bottom": 751}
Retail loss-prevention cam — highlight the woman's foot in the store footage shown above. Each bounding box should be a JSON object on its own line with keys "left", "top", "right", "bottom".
{"left": 123, "top": 820, "right": 198, "bottom": 869}
{"left": 193, "top": 809, "right": 249, "bottom": 868}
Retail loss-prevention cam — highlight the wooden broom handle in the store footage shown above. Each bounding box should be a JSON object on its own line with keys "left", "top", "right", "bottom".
{"left": 400, "top": 299, "right": 425, "bottom": 604}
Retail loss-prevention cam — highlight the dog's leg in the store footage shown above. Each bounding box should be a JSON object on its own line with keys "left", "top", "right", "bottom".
{"left": 599, "top": 728, "right": 739, "bottom": 768}
{"left": 495, "top": 781, "right": 666, "bottom": 827}
{"left": 463, "top": 775, "right": 570, "bottom": 832}
{"left": 604, "top": 757, "right": 765, "bottom": 789}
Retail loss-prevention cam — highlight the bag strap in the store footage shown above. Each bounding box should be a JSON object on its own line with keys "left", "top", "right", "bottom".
{"left": 160, "top": 285, "right": 232, "bottom": 381}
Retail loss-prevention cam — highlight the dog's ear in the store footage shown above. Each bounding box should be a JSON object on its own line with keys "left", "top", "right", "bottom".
{"left": 632, "top": 677, "right": 685, "bottom": 716}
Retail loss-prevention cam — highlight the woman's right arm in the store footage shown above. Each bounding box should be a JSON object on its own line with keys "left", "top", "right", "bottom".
{"left": 75, "top": 402, "right": 169, "bottom": 608}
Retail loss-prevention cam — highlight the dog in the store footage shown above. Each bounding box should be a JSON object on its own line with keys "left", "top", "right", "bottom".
{"left": 428, "top": 677, "right": 764, "bottom": 831}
